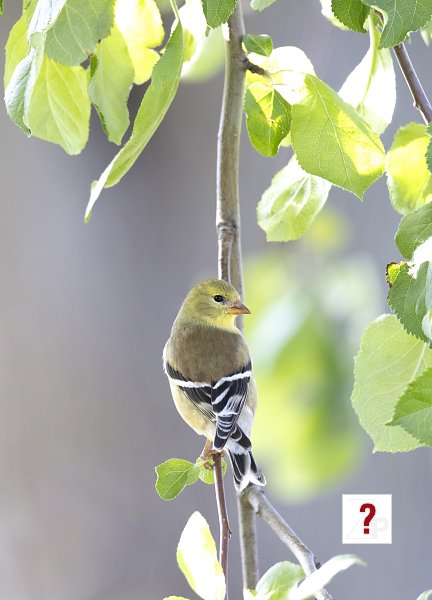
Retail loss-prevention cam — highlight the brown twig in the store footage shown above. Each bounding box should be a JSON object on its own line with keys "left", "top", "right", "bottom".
{"left": 373, "top": 10, "right": 432, "bottom": 124}
{"left": 392, "top": 42, "right": 432, "bottom": 124}
{"left": 213, "top": 452, "right": 231, "bottom": 595}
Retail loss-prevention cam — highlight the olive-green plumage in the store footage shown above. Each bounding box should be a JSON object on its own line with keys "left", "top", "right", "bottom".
{"left": 163, "top": 279, "right": 265, "bottom": 491}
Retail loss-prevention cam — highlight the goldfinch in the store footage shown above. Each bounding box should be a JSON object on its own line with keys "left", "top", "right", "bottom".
{"left": 163, "top": 279, "right": 266, "bottom": 492}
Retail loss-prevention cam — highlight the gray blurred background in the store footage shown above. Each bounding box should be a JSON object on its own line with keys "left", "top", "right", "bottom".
{"left": 1, "top": 2, "right": 431, "bottom": 599}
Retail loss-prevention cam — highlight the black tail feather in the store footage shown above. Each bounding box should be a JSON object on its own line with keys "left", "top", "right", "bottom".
{"left": 227, "top": 449, "right": 266, "bottom": 492}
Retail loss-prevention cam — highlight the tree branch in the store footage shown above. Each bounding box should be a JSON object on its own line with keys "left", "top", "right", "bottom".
{"left": 246, "top": 487, "right": 333, "bottom": 600}
{"left": 213, "top": 452, "right": 231, "bottom": 597}
{"left": 393, "top": 41, "right": 432, "bottom": 124}
{"left": 215, "top": 3, "right": 332, "bottom": 599}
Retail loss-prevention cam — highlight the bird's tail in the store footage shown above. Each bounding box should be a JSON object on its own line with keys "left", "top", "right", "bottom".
{"left": 227, "top": 448, "right": 266, "bottom": 492}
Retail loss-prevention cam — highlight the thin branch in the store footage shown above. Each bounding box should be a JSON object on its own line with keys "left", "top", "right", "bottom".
{"left": 392, "top": 41, "right": 432, "bottom": 124}
{"left": 246, "top": 487, "right": 333, "bottom": 600}
{"left": 373, "top": 10, "right": 432, "bottom": 124}
{"left": 213, "top": 452, "right": 231, "bottom": 596}
{"left": 216, "top": 3, "right": 333, "bottom": 600}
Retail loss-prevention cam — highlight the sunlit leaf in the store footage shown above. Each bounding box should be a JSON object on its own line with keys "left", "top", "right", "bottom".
{"left": 291, "top": 74, "right": 385, "bottom": 198}
{"left": 89, "top": 26, "right": 134, "bottom": 145}
{"left": 4, "top": 47, "right": 41, "bottom": 134}
{"left": 389, "top": 367, "right": 432, "bottom": 444}
{"left": 420, "top": 21, "right": 432, "bottom": 44}
{"left": 4, "top": 6, "right": 32, "bottom": 87}
{"left": 426, "top": 122, "right": 432, "bottom": 174}
{"left": 361, "top": 0, "right": 432, "bottom": 48}
{"left": 245, "top": 81, "right": 291, "bottom": 156}
{"left": 246, "top": 46, "right": 315, "bottom": 105}
{"left": 417, "top": 591, "right": 432, "bottom": 600}
{"left": 386, "top": 123, "right": 432, "bottom": 215}
{"left": 388, "top": 262, "right": 432, "bottom": 342}
{"left": 250, "top": 0, "right": 277, "bottom": 12}
{"left": 177, "top": 512, "right": 225, "bottom": 600}
{"left": 319, "top": 0, "right": 349, "bottom": 30}
{"left": 351, "top": 314, "right": 430, "bottom": 452}
{"left": 26, "top": 57, "right": 90, "bottom": 154}
{"left": 196, "top": 456, "right": 227, "bottom": 485}
{"left": 115, "top": 0, "right": 164, "bottom": 84}
{"left": 201, "top": 0, "right": 236, "bottom": 28}
{"left": 243, "top": 34, "right": 273, "bottom": 56}
{"left": 155, "top": 458, "right": 200, "bottom": 500}
{"left": 291, "top": 555, "right": 365, "bottom": 600}
{"left": 339, "top": 23, "right": 395, "bottom": 135}
{"left": 257, "top": 155, "right": 331, "bottom": 241}
{"left": 43, "top": 0, "right": 115, "bottom": 65}
{"left": 255, "top": 562, "right": 304, "bottom": 599}
{"left": 395, "top": 202, "right": 432, "bottom": 260}
{"left": 330, "top": 0, "right": 369, "bottom": 32}
{"left": 85, "top": 23, "right": 183, "bottom": 221}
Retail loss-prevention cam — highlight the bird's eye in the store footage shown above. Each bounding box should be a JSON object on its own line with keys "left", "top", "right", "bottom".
{"left": 213, "top": 295, "right": 224, "bottom": 303}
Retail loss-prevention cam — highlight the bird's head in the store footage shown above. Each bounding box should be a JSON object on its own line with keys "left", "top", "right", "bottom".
{"left": 179, "top": 279, "right": 251, "bottom": 330}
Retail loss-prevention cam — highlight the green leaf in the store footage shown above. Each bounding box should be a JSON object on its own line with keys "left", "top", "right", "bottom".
{"left": 339, "top": 23, "right": 395, "bottom": 135}
{"left": 115, "top": 0, "right": 164, "bottom": 84}
{"left": 351, "top": 314, "right": 431, "bottom": 452}
{"left": 25, "top": 57, "right": 90, "bottom": 154}
{"left": 420, "top": 21, "right": 432, "bottom": 44}
{"left": 43, "top": 0, "right": 115, "bottom": 65}
{"left": 4, "top": 7, "right": 32, "bottom": 87}
{"left": 246, "top": 46, "right": 315, "bottom": 105}
{"left": 395, "top": 202, "right": 432, "bottom": 260}
{"left": 250, "top": 0, "right": 277, "bottom": 11}
{"left": 361, "top": 0, "right": 432, "bottom": 48}
{"left": 85, "top": 22, "right": 183, "bottom": 221}
{"left": 155, "top": 458, "right": 200, "bottom": 500}
{"left": 177, "top": 512, "right": 225, "bottom": 600}
{"left": 245, "top": 82, "right": 291, "bottom": 156}
{"left": 195, "top": 456, "right": 227, "bottom": 485}
{"left": 243, "top": 34, "right": 273, "bottom": 57}
{"left": 5, "top": 47, "right": 43, "bottom": 134}
{"left": 330, "top": 0, "right": 369, "bottom": 32}
{"left": 257, "top": 156, "right": 332, "bottom": 241}
{"left": 386, "top": 123, "right": 432, "bottom": 214}
{"left": 201, "top": 0, "right": 236, "bottom": 28}
{"left": 291, "top": 74, "right": 385, "bottom": 198}
{"left": 386, "top": 262, "right": 404, "bottom": 286}
{"left": 291, "top": 555, "right": 365, "bottom": 600}
{"left": 388, "top": 262, "right": 432, "bottom": 342}
{"left": 89, "top": 26, "right": 134, "bottom": 145}
{"left": 0, "top": 0, "right": 3, "bottom": 14}
{"left": 389, "top": 366, "right": 432, "bottom": 444}
{"left": 255, "top": 562, "right": 304, "bottom": 599}
{"left": 417, "top": 592, "right": 432, "bottom": 600}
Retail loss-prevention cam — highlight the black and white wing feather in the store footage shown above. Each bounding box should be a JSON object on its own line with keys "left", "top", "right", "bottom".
{"left": 212, "top": 361, "right": 252, "bottom": 450}
{"left": 164, "top": 360, "right": 252, "bottom": 451}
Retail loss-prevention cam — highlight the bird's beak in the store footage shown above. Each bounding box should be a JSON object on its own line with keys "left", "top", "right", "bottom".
{"left": 227, "top": 301, "right": 251, "bottom": 315}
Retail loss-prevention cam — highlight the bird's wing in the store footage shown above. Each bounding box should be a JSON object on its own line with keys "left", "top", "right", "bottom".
{"left": 164, "top": 362, "right": 214, "bottom": 422}
{"left": 211, "top": 361, "right": 252, "bottom": 451}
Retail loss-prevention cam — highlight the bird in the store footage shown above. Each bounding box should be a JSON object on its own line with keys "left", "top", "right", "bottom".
{"left": 163, "top": 278, "right": 266, "bottom": 492}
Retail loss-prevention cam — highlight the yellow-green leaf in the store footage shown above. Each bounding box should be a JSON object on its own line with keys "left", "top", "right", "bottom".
{"left": 85, "top": 23, "right": 183, "bottom": 220}
{"left": 386, "top": 122, "right": 432, "bottom": 215}
{"left": 89, "top": 26, "right": 134, "bottom": 145}
{"left": 351, "top": 314, "right": 430, "bottom": 452}
{"left": 155, "top": 458, "right": 200, "bottom": 500}
{"left": 257, "top": 156, "right": 331, "bottom": 241}
{"left": 291, "top": 74, "right": 385, "bottom": 198}
{"left": 245, "top": 81, "right": 291, "bottom": 156}
{"left": 115, "top": 0, "right": 164, "bottom": 84}
{"left": 177, "top": 512, "right": 225, "bottom": 600}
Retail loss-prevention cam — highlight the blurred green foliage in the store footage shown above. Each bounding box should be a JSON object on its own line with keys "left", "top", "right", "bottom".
{"left": 244, "top": 209, "right": 382, "bottom": 501}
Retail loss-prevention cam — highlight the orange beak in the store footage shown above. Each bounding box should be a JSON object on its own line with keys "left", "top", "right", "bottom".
{"left": 227, "top": 301, "right": 251, "bottom": 315}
